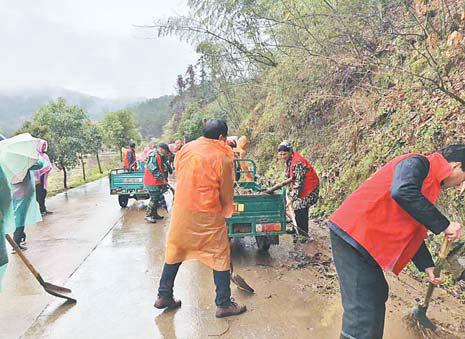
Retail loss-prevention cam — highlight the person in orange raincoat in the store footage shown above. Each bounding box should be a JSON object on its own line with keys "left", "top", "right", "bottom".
{"left": 233, "top": 136, "right": 254, "bottom": 181}
{"left": 154, "top": 119, "right": 247, "bottom": 318}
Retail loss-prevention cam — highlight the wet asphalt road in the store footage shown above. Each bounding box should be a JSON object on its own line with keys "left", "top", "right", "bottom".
{"left": 0, "top": 179, "right": 422, "bottom": 339}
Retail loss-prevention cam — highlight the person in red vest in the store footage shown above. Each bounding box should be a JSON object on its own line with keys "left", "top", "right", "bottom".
{"left": 122, "top": 143, "right": 137, "bottom": 171}
{"left": 329, "top": 145, "right": 465, "bottom": 339}
{"left": 144, "top": 143, "right": 169, "bottom": 223}
{"left": 267, "top": 140, "right": 319, "bottom": 242}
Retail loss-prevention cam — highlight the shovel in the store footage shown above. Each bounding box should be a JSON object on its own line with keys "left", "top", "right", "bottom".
{"left": 230, "top": 260, "right": 254, "bottom": 293}
{"left": 6, "top": 234, "right": 77, "bottom": 303}
{"left": 263, "top": 178, "right": 292, "bottom": 195}
{"left": 411, "top": 237, "right": 452, "bottom": 331}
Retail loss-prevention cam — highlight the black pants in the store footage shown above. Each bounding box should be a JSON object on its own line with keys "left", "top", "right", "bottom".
{"left": 35, "top": 183, "right": 47, "bottom": 213}
{"left": 294, "top": 207, "right": 309, "bottom": 237}
{"left": 330, "top": 230, "right": 388, "bottom": 339}
{"left": 158, "top": 263, "right": 232, "bottom": 307}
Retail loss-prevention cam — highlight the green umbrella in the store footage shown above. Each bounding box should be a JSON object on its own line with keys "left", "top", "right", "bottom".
{"left": 0, "top": 133, "right": 41, "bottom": 184}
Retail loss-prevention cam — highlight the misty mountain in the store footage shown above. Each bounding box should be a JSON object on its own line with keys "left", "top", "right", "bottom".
{"left": 0, "top": 88, "right": 141, "bottom": 136}
{"left": 128, "top": 95, "right": 174, "bottom": 139}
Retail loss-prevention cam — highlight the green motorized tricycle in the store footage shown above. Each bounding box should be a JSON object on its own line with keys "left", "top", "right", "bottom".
{"left": 227, "top": 159, "right": 287, "bottom": 251}
{"left": 108, "top": 167, "right": 148, "bottom": 207}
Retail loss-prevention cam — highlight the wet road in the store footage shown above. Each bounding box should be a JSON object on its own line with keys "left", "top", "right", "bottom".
{"left": 0, "top": 179, "right": 426, "bottom": 338}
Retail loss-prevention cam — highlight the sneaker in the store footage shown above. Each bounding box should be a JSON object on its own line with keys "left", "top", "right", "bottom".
{"left": 144, "top": 216, "right": 157, "bottom": 223}
{"left": 45, "top": 210, "right": 54, "bottom": 215}
{"left": 154, "top": 295, "right": 182, "bottom": 309}
{"left": 11, "top": 244, "right": 27, "bottom": 254}
{"left": 215, "top": 301, "right": 247, "bottom": 318}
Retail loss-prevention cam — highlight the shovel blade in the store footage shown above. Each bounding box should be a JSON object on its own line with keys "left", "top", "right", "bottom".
{"left": 412, "top": 306, "right": 437, "bottom": 331}
{"left": 231, "top": 273, "right": 255, "bottom": 293}
{"left": 43, "top": 282, "right": 77, "bottom": 303}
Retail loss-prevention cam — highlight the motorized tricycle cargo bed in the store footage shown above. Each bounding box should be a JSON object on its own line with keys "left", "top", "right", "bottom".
{"left": 227, "top": 159, "right": 287, "bottom": 251}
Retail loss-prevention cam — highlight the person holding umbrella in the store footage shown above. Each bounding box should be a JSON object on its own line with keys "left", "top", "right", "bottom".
{"left": 11, "top": 158, "right": 45, "bottom": 251}
{"left": 0, "top": 134, "right": 43, "bottom": 285}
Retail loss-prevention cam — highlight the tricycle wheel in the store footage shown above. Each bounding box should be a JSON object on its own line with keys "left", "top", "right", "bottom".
{"left": 255, "top": 236, "right": 271, "bottom": 251}
{"left": 118, "top": 195, "right": 129, "bottom": 208}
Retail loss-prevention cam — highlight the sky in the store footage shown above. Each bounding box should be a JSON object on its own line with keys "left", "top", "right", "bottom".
{"left": 0, "top": 0, "right": 198, "bottom": 99}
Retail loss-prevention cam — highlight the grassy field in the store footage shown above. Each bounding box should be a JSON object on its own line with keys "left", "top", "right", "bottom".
{"left": 47, "top": 152, "right": 120, "bottom": 196}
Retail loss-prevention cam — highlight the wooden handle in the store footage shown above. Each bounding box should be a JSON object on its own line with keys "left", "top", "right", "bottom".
{"left": 438, "top": 237, "right": 453, "bottom": 260}
{"left": 423, "top": 237, "right": 453, "bottom": 308}
{"left": 266, "top": 177, "right": 292, "bottom": 193}
{"left": 423, "top": 282, "right": 435, "bottom": 308}
{"left": 5, "top": 234, "right": 44, "bottom": 285}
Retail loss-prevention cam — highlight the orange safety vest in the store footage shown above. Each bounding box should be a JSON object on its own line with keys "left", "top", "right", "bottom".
{"left": 143, "top": 153, "right": 165, "bottom": 186}
{"left": 330, "top": 153, "right": 452, "bottom": 275}
{"left": 289, "top": 152, "right": 319, "bottom": 198}
{"left": 122, "top": 148, "right": 136, "bottom": 169}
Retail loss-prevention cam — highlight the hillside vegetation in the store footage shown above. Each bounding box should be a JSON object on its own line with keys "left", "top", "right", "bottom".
{"left": 128, "top": 95, "right": 174, "bottom": 139}
{"left": 157, "top": 0, "right": 465, "bottom": 221}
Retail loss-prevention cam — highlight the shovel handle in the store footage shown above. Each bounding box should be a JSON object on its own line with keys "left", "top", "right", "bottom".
{"left": 5, "top": 234, "right": 45, "bottom": 285}
{"left": 266, "top": 178, "right": 292, "bottom": 194}
{"left": 438, "top": 236, "right": 453, "bottom": 260}
{"left": 423, "top": 237, "right": 453, "bottom": 308}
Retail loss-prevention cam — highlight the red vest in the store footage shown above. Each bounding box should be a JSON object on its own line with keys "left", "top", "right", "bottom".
{"left": 289, "top": 152, "right": 319, "bottom": 198}
{"left": 330, "top": 153, "right": 452, "bottom": 275}
{"left": 122, "top": 148, "right": 136, "bottom": 170}
{"left": 144, "top": 153, "right": 165, "bottom": 186}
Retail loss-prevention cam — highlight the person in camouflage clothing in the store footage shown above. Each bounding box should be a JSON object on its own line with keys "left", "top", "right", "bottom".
{"left": 270, "top": 140, "right": 319, "bottom": 242}
{"left": 144, "top": 143, "right": 170, "bottom": 223}
{"left": 157, "top": 151, "right": 173, "bottom": 211}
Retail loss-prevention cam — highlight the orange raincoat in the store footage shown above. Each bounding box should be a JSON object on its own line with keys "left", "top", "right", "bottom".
{"left": 165, "top": 137, "right": 234, "bottom": 271}
{"left": 233, "top": 136, "right": 254, "bottom": 181}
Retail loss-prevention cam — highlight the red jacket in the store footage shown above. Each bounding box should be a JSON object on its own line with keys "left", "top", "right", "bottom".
{"left": 144, "top": 153, "right": 165, "bottom": 186}
{"left": 330, "top": 153, "right": 452, "bottom": 275}
{"left": 289, "top": 152, "right": 319, "bottom": 198}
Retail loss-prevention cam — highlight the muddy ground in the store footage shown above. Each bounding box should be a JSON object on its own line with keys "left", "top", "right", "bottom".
{"left": 288, "top": 221, "right": 465, "bottom": 339}
{"left": 0, "top": 178, "right": 463, "bottom": 338}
